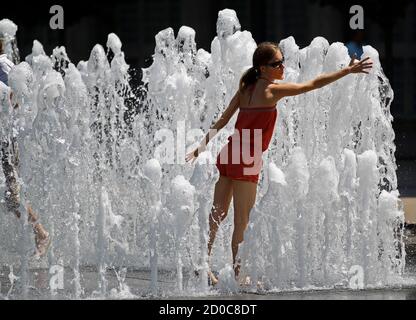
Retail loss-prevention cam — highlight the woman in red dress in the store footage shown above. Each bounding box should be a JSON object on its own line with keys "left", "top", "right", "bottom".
{"left": 186, "top": 42, "right": 372, "bottom": 285}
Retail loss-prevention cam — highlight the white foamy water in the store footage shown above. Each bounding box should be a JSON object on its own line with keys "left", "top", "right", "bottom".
{"left": 0, "top": 9, "right": 407, "bottom": 299}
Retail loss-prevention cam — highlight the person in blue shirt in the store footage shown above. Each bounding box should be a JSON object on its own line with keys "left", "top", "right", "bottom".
{"left": 345, "top": 29, "right": 365, "bottom": 59}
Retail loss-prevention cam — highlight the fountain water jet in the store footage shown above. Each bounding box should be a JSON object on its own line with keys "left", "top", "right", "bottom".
{"left": 0, "top": 9, "right": 407, "bottom": 298}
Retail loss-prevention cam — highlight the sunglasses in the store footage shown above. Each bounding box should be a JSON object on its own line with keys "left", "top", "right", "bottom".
{"left": 267, "top": 57, "right": 285, "bottom": 69}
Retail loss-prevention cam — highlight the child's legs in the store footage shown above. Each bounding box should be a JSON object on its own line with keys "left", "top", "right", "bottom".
{"left": 1, "top": 143, "right": 21, "bottom": 218}
{"left": 1, "top": 142, "right": 44, "bottom": 233}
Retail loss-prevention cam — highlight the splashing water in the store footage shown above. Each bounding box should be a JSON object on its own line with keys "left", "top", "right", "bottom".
{"left": 0, "top": 9, "right": 408, "bottom": 299}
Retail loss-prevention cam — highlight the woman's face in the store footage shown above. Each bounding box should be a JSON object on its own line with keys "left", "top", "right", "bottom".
{"left": 261, "top": 50, "right": 285, "bottom": 80}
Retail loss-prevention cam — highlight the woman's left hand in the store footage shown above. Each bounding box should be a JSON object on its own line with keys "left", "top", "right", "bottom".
{"left": 348, "top": 53, "right": 373, "bottom": 74}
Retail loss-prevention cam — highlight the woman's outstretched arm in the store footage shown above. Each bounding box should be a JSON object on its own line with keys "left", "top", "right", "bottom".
{"left": 271, "top": 54, "right": 373, "bottom": 100}
{"left": 185, "top": 90, "right": 240, "bottom": 164}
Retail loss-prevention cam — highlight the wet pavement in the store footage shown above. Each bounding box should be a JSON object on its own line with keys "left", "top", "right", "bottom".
{"left": 1, "top": 226, "right": 416, "bottom": 300}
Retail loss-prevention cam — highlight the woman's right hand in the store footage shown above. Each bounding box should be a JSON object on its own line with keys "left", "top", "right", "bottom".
{"left": 185, "top": 144, "right": 206, "bottom": 164}
{"left": 185, "top": 149, "right": 198, "bottom": 164}
{"left": 348, "top": 53, "right": 373, "bottom": 74}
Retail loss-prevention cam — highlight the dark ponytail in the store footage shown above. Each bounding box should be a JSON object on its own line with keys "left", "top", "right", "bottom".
{"left": 238, "top": 41, "right": 280, "bottom": 93}
{"left": 239, "top": 66, "right": 259, "bottom": 93}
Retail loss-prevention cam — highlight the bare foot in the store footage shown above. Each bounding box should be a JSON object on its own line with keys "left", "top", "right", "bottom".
{"left": 194, "top": 269, "right": 219, "bottom": 286}
{"left": 238, "top": 275, "right": 251, "bottom": 287}
{"left": 208, "top": 270, "right": 218, "bottom": 286}
{"left": 233, "top": 263, "right": 241, "bottom": 280}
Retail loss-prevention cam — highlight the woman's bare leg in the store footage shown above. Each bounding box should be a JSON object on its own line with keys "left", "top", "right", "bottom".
{"left": 207, "top": 175, "right": 233, "bottom": 284}
{"left": 208, "top": 175, "right": 234, "bottom": 256}
{"left": 232, "top": 180, "right": 257, "bottom": 278}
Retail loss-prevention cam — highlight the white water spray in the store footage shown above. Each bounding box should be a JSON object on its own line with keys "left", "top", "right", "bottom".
{"left": 0, "top": 9, "right": 406, "bottom": 298}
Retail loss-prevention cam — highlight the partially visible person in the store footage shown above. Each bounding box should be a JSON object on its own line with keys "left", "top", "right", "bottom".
{"left": 0, "top": 37, "right": 50, "bottom": 258}
{"left": 345, "top": 29, "right": 365, "bottom": 59}
{"left": 0, "top": 38, "right": 14, "bottom": 86}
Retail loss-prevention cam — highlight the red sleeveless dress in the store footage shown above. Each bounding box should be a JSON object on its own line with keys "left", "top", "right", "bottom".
{"left": 216, "top": 82, "right": 278, "bottom": 184}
